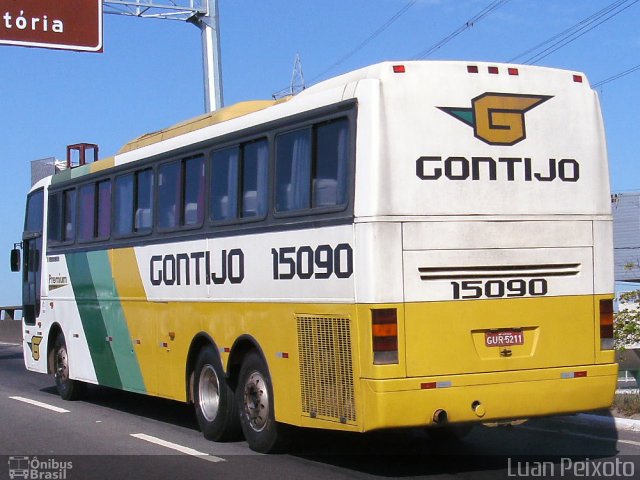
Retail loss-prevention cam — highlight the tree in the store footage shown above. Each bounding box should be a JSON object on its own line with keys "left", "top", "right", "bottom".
{"left": 615, "top": 290, "right": 640, "bottom": 351}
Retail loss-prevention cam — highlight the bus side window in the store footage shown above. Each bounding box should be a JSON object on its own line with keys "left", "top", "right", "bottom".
{"left": 78, "top": 184, "right": 96, "bottom": 241}
{"left": 184, "top": 156, "right": 205, "bottom": 226}
{"left": 241, "top": 139, "right": 268, "bottom": 218}
{"left": 158, "top": 161, "right": 181, "bottom": 229}
{"left": 115, "top": 174, "right": 134, "bottom": 235}
{"left": 97, "top": 180, "right": 112, "bottom": 239}
{"left": 47, "top": 193, "right": 62, "bottom": 243}
{"left": 210, "top": 147, "right": 239, "bottom": 222}
{"left": 314, "top": 118, "right": 349, "bottom": 208}
{"left": 135, "top": 169, "right": 153, "bottom": 232}
{"left": 63, "top": 189, "right": 76, "bottom": 242}
{"left": 276, "top": 128, "right": 312, "bottom": 212}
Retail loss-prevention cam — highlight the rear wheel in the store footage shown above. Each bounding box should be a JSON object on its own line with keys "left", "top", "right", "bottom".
{"left": 194, "top": 346, "right": 241, "bottom": 441}
{"left": 237, "top": 351, "right": 288, "bottom": 453}
{"left": 52, "top": 333, "right": 85, "bottom": 401}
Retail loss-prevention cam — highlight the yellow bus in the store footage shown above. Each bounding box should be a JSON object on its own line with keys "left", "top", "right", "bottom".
{"left": 12, "top": 61, "right": 617, "bottom": 453}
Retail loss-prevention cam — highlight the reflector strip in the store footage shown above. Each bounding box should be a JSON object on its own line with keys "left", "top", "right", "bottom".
{"left": 562, "top": 371, "right": 588, "bottom": 379}
{"left": 421, "top": 381, "right": 452, "bottom": 389}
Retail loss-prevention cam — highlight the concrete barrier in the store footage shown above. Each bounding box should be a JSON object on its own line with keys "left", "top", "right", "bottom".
{"left": 0, "top": 320, "right": 22, "bottom": 344}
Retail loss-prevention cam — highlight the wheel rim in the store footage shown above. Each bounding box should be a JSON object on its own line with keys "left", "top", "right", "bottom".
{"left": 198, "top": 365, "right": 220, "bottom": 422}
{"left": 243, "top": 371, "right": 269, "bottom": 432}
{"left": 55, "top": 345, "right": 69, "bottom": 385}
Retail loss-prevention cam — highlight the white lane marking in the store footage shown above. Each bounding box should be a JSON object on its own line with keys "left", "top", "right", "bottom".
{"left": 9, "top": 396, "right": 70, "bottom": 413}
{"left": 131, "top": 433, "right": 225, "bottom": 462}
{"left": 522, "top": 425, "right": 640, "bottom": 448}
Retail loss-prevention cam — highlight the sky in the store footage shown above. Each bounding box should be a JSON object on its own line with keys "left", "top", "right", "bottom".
{"left": 0, "top": 0, "right": 638, "bottom": 305}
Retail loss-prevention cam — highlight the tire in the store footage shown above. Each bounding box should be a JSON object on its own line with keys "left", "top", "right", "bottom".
{"left": 237, "top": 351, "right": 288, "bottom": 453}
{"left": 193, "top": 346, "right": 241, "bottom": 441}
{"left": 53, "top": 333, "right": 85, "bottom": 401}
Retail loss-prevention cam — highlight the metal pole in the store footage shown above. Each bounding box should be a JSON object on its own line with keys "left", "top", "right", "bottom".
{"left": 197, "top": 0, "right": 223, "bottom": 112}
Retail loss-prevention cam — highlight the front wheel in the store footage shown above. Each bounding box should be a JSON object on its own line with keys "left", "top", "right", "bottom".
{"left": 237, "top": 351, "right": 288, "bottom": 453}
{"left": 52, "top": 333, "right": 85, "bottom": 401}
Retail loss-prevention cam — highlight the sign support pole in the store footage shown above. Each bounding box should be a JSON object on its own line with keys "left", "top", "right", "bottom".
{"left": 195, "top": 0, "right": 223, "bottom": 112}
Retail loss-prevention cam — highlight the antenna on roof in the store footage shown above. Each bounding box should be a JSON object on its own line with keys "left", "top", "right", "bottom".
{"left": 273, "top": 53, "right": 306, "bottom": 99}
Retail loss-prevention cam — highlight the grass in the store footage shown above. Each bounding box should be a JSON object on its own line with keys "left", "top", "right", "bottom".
{"left": 613, "top": 392, "right": 640, "bottom": 417}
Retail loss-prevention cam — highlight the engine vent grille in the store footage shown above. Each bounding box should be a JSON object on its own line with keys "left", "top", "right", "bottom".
{"left": 296, "top": 315, "right": 356, "bottom": 424}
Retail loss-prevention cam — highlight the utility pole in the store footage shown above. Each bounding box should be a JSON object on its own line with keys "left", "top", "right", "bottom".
{"left": 104, "top": 1, "right": 223, "bottom": 112}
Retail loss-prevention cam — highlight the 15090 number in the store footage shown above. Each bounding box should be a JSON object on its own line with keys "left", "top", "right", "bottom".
{"left": 451, "top": 279, "right": 547, "bottom": 300}
{"left": 271, "top": 244, "right": 353, "bottom": 280}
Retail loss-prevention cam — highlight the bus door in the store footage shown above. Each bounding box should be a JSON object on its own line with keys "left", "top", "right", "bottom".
{"left": 22, "top": 189, "right": 45, "bottom": 326}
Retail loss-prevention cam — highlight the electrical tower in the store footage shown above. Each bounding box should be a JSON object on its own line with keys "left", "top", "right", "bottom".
{"left": 272, "top": 53, "right": 305, "bottom": 99}
{"left": 104, "top": 1, "right": 223, "bottom": 112}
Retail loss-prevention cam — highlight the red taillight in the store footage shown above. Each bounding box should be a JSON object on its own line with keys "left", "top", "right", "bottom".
{"left": 508, "top": 67, "right": 519, "bottom": 76}
{"left": 573, "top": 74, "right": 583, "bottom": 83}
{"left": 467, "top": 65, "right": 479, "bottom": 73}
{"left": 600, "top": 299, "right": 614, "bottom": 350}
{"left": 372, "top": 308, "right": 398, "bottom": 364}
{"left": 393, "top": 65, "right": 406, "bottom": 73}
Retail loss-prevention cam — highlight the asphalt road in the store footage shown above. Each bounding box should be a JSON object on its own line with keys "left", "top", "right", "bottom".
{"left": 1, "top": 342, "right": 639, "bottom": 480}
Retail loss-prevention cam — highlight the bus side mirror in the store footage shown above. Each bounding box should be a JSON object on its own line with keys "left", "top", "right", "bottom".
{"left": 10, "top": 248, "right": 20, "bottom": 272}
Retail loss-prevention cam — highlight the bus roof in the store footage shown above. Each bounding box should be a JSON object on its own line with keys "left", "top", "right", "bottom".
{"left": 118, "top": 99, "right": 291, "bottom": 154}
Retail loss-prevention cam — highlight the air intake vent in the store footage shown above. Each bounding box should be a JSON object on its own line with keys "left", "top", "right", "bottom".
{"left": 297, "top": 315, "right": 356, "bottom": 424}
{"left": 419, "top": 263, "right": 581, "bottom": 281}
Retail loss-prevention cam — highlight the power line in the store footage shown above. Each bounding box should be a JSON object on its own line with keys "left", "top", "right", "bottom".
{"left": 508, "top": 0, "right": 628, "bottom": 63}
{"left": 508, "top": 0, "right": 638, "bottom": 65}
{"left": 411, "top": 0, "right": 511, "bottom": 60}
{"left": 593, "top": 62, "right": 640, "bottom": 88}
{"left": 310, "top": 1, "right": 418, "bottom": 83}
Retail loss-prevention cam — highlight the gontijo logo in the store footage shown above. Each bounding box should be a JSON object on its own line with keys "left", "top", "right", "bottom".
{"left": 438, "top": 92, "right": 552, "bottom": 146}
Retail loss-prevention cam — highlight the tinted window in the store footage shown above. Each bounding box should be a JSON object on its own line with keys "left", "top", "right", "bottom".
{"left": 25, "top": 190, "right": 44, "bottom": 233}
{"left": 241, "top": 140, "right": 268, "bottom": 218}
{"left": 63, "top": 189, "right": 76, "bottom": 242}
{"left": 184, "top": 156, "right": 205, "bottom": 226}
{"left": 78, "top": 184, "right": 96, "bottom": 241}
{"left": 115, "top": 174, "right": 134, "bottom": 235}
{"left": 158, "top": 161, "right": 180, "bottom": 229}
{"left": 135, "top": 169, "right": 153, "bottom": 232}
{"left": 97, "top": 180, "right": 112, "bottom": 238}
{"left": 47, "top": 193, "right": 62, "bottom": 243}
{"left": 210, "top": 147, "right": 239, "bottom": 222}
{"left": 313, "top": 118, "right": 349, "bottom": 207}
{"left": 275, "top": 118, "right": 349, "bottom": 213}
{"left": 276, "top": 128, "right": 311, "bottom": 212}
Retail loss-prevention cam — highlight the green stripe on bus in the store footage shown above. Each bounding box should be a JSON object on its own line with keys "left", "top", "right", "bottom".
{"left": 66, "top": 252, "right": 123, "bottom": 389}
{"left": 85, "top": 251, "right": 146, "bottom": 393}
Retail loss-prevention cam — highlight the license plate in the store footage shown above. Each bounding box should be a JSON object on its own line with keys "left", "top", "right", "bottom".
{"left": 485, "top": 330, "right": 524, "bottom": 347}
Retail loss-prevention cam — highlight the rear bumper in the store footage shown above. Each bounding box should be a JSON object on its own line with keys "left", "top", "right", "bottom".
{"left": 360, "top": 363, "right": 618, "bottom": 431}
